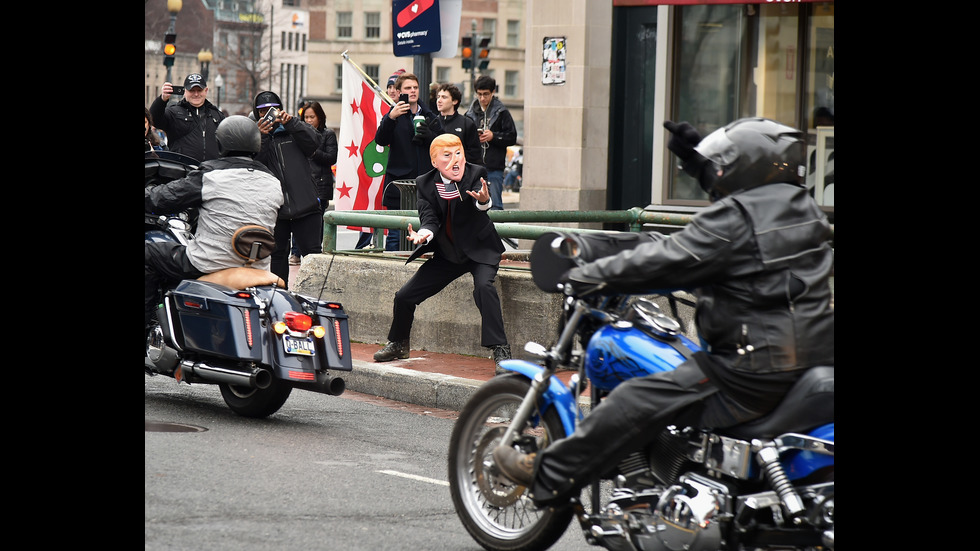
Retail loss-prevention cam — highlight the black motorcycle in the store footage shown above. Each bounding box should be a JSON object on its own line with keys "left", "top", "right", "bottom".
{"left": 145, "top": 152, "right": 352, "bottom": 418}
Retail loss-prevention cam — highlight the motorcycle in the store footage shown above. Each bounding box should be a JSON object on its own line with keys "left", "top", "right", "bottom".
{"left": 145, "top": 152, "right": 352, "bottom": 418}
{"left": 448, "top": 231, "right": 834, "bottom": 551}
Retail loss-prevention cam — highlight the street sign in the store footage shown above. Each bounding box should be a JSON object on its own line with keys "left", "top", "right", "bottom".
{"left": 392, "top": 0, "right": 442, "bottom": 57}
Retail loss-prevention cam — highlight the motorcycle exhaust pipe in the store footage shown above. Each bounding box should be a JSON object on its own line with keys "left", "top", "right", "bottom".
{"left": 294, "top": 375, "right": 346, "bottom": 396}
{"left": 182, "top": 361, "right": 272, "bottom": 390}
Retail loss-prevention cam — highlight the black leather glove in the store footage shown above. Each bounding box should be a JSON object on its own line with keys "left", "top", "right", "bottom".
{"left": 663, "top": 120, "right": 702, "bottom": 162}
{"left": 561, "top": 267, "right": 606, "bottom": 297}
{"left": 412, "top": 117, "right": 434, "bottom": 145}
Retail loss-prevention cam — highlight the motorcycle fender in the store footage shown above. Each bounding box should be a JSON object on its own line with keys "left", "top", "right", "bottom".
{"left": 498, "top": 359, "right": 581, "bottom": 435}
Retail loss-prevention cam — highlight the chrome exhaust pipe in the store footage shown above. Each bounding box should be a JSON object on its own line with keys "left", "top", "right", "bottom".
{"left": 182, "top": 361, "right": 272, "bottom": 389}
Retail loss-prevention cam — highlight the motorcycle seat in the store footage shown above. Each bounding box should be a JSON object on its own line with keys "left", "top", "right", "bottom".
{"left": 198, "top": 267, "right": 285, "bottom": 289}
{"left": 720, "top": 366, "right": 834, "bottom": 440}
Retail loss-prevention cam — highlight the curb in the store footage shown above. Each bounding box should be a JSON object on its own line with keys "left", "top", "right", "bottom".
{"left": 340, "top": 357, "right": 485, "bottom": 412}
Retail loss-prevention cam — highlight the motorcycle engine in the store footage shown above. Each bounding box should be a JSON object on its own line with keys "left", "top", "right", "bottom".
{"left": 629, "top": 473, "right": 729, "bottom": 551}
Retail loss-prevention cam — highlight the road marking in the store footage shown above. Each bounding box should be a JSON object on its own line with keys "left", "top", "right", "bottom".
{"left": 378, "top": 469, "right": 449, "bottom": 487}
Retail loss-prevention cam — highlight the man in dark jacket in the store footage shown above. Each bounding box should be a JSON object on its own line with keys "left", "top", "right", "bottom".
{"left": 251, "top": 91, "right": 322, "bottom": 287}
{"left": 375, "top": 73, "right": 444, "bottom": 250}
{"left": 493, "top": 118, "right": 835, "bottom": 506}
{"left": 149, "top": 73, "right": 225, "bottom": 162}
{"left": 435, "top": 83, "right": 482, "bottom": 165}
{"left": 373, "top": 134, "right": 511, "bottom": 373}
{"left": 465, "top": 76, "right": 517, "bottom": 210}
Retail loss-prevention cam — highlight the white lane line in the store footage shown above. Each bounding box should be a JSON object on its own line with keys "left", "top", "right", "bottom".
{"left": 378, "top": 469, "right": 449, "bottom": 487}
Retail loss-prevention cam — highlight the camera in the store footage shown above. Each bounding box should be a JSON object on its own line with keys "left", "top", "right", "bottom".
{"left": 171, "top": 85, "right": 185, "bottom": 95}
{"left": 261, "top": 107, "right": 281, "bottom": 125}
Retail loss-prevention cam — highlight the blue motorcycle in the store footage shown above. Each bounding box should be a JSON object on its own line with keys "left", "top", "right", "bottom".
{"left": 448, "top": 232, "right": 834, "bottom": 551}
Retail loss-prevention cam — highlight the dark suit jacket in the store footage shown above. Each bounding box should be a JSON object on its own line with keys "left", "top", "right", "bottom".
{"left": 406, "top": 162, "right": 505, "bottom": 265}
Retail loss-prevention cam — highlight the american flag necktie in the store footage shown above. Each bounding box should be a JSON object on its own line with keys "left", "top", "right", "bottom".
{"left": 436, "top": 180, "right": 462, "bottom": 200}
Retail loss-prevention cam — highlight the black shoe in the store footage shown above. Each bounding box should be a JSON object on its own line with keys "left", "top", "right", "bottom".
{"left": 491, "top": 344, "right": 511, "bottom": 374}
{"left": 374, "top": 339, "right": 410, "bottom": 362}
{"left": 492, "top": 445, "right": 536, "bottom": 486}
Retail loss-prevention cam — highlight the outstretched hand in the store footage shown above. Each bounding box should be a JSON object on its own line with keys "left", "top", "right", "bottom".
{"left": 406, "top": 223, "right": 425, "bottom": 245}
{"left": 465, "top": 178, "right": 491, "bottom": 204}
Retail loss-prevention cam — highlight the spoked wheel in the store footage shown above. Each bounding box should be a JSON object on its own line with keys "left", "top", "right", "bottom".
{"left": 448, "top": 375, "right": 573, "bottom": 551}
{"left": 219, "top": 377, "right": 292, "bottom": 418}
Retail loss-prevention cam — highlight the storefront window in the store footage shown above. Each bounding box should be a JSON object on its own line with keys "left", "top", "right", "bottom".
{"left": 667, "top": 2, "right": 833, "bottom": 212}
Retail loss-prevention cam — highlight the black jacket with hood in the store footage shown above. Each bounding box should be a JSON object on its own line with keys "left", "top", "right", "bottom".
{"left": 465, "top": 96, "right": 517, "bottom": 171}
{"left": 251, "top": 91, "right": 321, "bottom": 220}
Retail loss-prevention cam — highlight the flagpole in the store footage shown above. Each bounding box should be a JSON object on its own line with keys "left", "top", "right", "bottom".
{"left": 342, "top": 50, "right": 396, "bottom": 107}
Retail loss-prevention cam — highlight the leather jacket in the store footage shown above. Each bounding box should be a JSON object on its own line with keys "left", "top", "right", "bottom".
{"left": 568, "top": 183, "right": 834, "bottom": 374}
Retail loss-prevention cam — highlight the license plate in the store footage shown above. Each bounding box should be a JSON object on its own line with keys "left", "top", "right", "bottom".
{"left": 284, "top": 335, "right": 315, "bottom": 356}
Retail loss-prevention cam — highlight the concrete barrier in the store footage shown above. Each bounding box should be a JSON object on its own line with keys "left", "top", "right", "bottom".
{"left": 293, "top": 252, "right": 699, "bottom": 359}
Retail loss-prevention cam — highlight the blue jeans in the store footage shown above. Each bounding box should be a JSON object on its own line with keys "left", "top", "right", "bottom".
{"left": 385, "top": 229, "right": 401, "bottom": 251}
{"left": 487, "top": 170, "right": 504, "bottom": 211}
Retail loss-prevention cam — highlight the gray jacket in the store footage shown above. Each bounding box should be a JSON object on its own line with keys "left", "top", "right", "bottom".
{"left": 145, "top": 156, "right": 284, "bottom": 272}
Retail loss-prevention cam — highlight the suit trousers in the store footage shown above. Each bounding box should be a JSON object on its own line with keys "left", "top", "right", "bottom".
{"left": 387, "top": 256, "right": 507, "bottom": 347}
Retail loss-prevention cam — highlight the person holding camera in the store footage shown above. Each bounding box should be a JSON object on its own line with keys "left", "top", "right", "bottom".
{"left": 149, "top": 73, "right": 225, "bottom": 162}
{"left": 251, "top": 91, "right": 322, "bottom": 287}
{"left": 465, "top": 76, "right": 517, "bottom": 211}
{"left": 375, "top": 73, "right": 444, "bottom": 251}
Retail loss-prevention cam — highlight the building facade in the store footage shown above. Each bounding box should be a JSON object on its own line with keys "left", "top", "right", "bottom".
{"left": 146, "top": 0, "right": 833, "bottom": 217}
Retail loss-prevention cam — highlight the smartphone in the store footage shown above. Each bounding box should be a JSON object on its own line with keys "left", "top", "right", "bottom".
{"left": 261, "top": 107, "right": 281, "bottom": 125}
{"left": 171, "top": 85, "right": 185, "bottom": 95}
{"left": 399, "top": 93, "right": 409, "bottom": 104}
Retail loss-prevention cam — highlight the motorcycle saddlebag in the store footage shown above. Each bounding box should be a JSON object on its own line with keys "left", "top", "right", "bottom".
{"left": 168, "top": 279, "right": 264, "bottom": 361}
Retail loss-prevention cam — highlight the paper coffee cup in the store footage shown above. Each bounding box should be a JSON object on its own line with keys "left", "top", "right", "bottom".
{"left": 413, "top": 115, "right": 426, "bottom": 134}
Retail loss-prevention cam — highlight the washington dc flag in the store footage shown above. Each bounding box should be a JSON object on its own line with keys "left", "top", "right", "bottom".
{"left": 334, "top": 55, "right": 392, "bottom": 231}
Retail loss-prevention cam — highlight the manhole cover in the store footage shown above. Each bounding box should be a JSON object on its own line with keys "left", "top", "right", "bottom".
{"left": 145, "top": 420, "right": 208, "bottom": 433}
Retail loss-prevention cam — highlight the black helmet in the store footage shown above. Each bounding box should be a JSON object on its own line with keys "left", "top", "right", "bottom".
{"left": 693, "top": 117, "right": 805, "bottom": 198}
{"left": 216, "top": 115, "right": 261, "bottom": 158}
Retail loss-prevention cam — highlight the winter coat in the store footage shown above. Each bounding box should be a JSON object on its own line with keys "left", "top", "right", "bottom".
{"left": 465, "top": 97, "right": 517, "bottom": 170}
{"left": 149, "top": 97, "right": 225, "bottom": 162}
{"left": 438, "top": 112, "right": 482, "bottom": 166}
{"left": 144, "top": 156, "right": 283, "bottom": 272}
{"left": 252, "top": 115, "right": 321, "bottom": 220}
{"left": 311, "top": 127, "right": 338, "bottom": 209}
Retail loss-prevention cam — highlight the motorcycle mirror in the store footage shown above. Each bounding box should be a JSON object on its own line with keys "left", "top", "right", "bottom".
{"left": 551, "top": 235, "right": 586, "bottom": 266}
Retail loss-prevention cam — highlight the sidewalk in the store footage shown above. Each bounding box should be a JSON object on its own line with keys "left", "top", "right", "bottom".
{"left": 339, "top": 342, "right": 580, "bottom": 413}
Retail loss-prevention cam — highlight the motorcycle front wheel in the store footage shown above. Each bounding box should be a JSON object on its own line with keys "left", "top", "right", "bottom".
{"left": 219, "top": 378, "right": 292, "bottom": 418}
{"left": 448, "top": 375, "right": 573, "bottom": 551}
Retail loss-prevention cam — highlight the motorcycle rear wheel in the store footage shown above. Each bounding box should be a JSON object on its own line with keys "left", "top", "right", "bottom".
{"left": 219, "top": 378, "right": 292, "bottom": 418}
{"left": 448, "top": 375, "right": 573, "bottom": 551}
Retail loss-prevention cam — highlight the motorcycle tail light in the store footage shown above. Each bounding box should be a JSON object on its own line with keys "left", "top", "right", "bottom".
{"left": 284, "top": 311, "right": 313, "bottom": 332}
{"left": 333, "top": 320, "right": 344, "bottom": 357}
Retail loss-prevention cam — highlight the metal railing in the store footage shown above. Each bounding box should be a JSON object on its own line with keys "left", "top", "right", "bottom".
{"left": 321, "top": 207, "right": 697, "bottom": 253}
{"left": 320, "top": 207, "right": 834, "bottom": 255}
